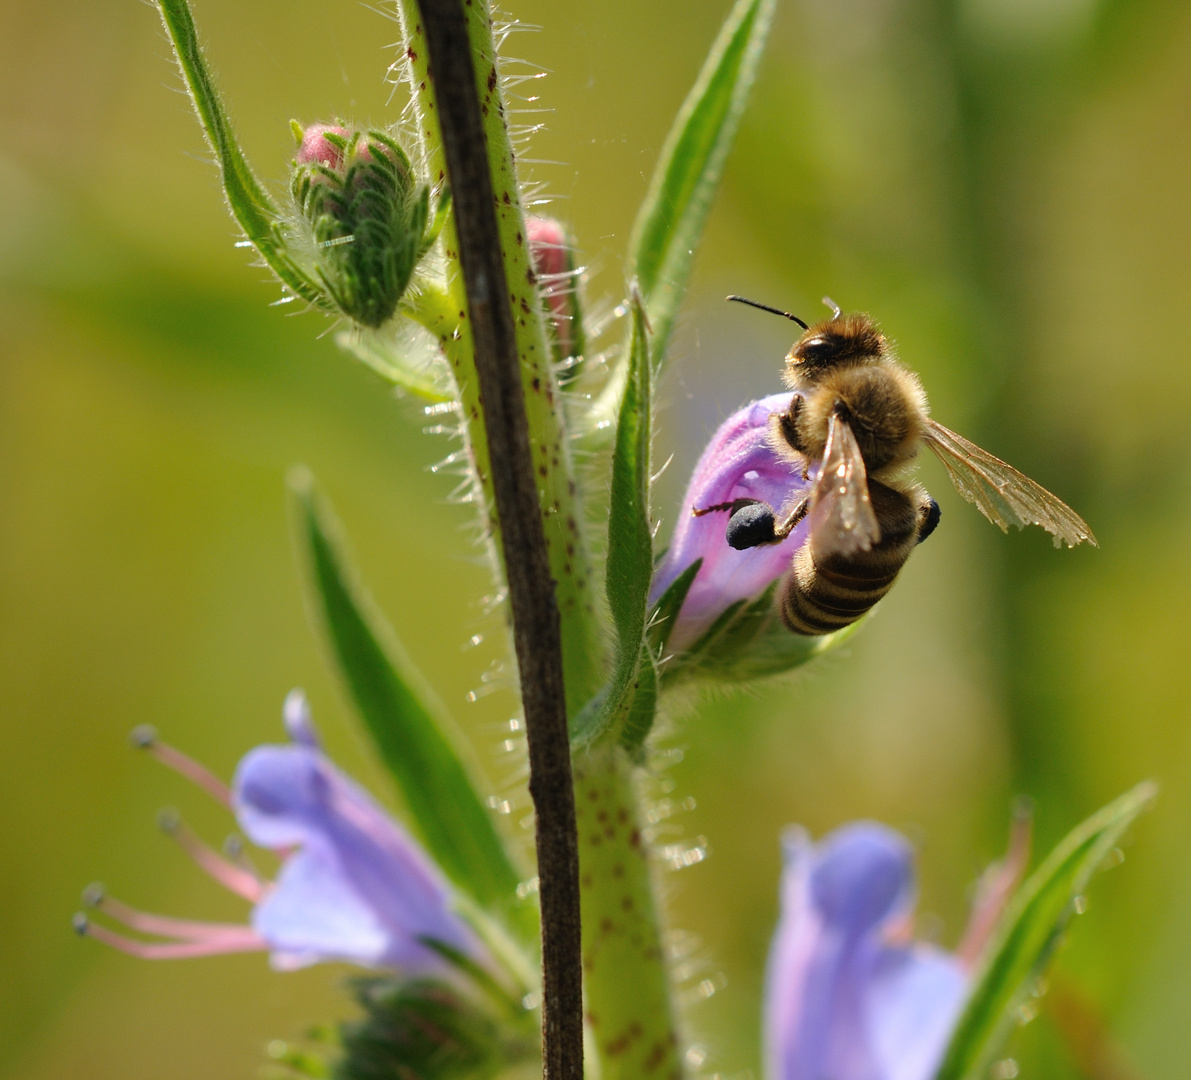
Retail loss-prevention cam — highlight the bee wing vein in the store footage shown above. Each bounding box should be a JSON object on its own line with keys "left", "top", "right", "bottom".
{"left": 923, "top": 420, "right": 1096, "bottom": 548}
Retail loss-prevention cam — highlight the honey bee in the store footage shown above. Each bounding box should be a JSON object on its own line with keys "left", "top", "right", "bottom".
{"left": 695, "top": 297, "right": 1096, "bottom": 635}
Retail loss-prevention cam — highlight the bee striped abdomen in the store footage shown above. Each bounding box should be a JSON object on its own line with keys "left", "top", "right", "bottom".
{"left": 779, "top": 483, "right": 928, "bottom": 636}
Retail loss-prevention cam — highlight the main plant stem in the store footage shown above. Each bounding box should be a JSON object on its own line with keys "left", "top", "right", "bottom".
{"left": 397, "top": 0, "right": 604, "bottom": 717}
{"left": 414, "top": 2, "right": 584, "bottom": 1077}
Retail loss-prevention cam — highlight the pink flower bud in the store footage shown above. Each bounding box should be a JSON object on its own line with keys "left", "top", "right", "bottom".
{"left": 289, "top": 122, "right": 428, "bottom": 328}
{"left": 295, "top": 123, "right": 352, "bottom": 169}
{"left": 527, "top": 215, "right": 582, "bottom": 362}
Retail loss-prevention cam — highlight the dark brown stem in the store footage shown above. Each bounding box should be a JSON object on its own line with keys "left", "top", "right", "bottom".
{"left": 414, "top": 3, "right": 583, "bottom": 1078}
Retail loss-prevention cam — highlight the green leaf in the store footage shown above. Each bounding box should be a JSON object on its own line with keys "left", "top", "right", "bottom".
{"left": 647, "top": 558, "right": 702, "bottom": 658}
{"left": 573, "top": 293, "right": 655, "bottom": 747}
{"left": 155, "top": 0, "right": 328, "bottom": 309}
{"left": 333, "top": 324, "right": 455, "bottom": 403}
{"left": 661, "top": 580, "right": 862, "bottom": 684}
{"left": 627, "top": 0, "right": 777, "bottom": 362}
{"left": 935, "top": 781, "right": 1157, "bottom": 1080}
{"left": 606, "top": 292, "right": 655, "bottom": 659}
{"left": 288, "top": 469, "right": 524, "bottom": 917}
{"left": 617, "top": 650, "right": 658, "bottom": 756}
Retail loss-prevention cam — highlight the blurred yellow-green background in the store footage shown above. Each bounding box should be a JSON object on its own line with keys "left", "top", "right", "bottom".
{"left": 2, "top": 0, "right": 1189, "bottom": 1076}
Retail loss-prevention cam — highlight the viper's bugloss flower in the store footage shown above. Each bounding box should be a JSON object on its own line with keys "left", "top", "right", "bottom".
{"left": 526, "top": 215, "right": 584, "bottom": 367}
{"left": 765, "top": 823, "right": 968, "bottom": 1080}
{"left": 765, "top": 817, "right": 1030, "bottom": 1080}
{"left": 651, "top": 393, "right": 810, "bottom": 651}
{"left": 75, "top": 691, "right": 483, "bottom": 973}
{"left": 290, "top": 121, "right": 434, "bottom": 328}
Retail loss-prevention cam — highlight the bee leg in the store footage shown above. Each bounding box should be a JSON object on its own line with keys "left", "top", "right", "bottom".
{"left": 692, "top": 500, "right": 744, "bottom": 517}
{"left": 772, "top": 497, "right": 809, "bottom": 539}
{"left": 916, "top": 496, "right": 941, "bottom": 544}
{"left": 772, "top": 394, "right": 806, "bottom": 455}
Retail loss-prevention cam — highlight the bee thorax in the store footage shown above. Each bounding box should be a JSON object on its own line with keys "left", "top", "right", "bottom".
{"left": 796, "top": 364, "right": 927, "bottom": 473}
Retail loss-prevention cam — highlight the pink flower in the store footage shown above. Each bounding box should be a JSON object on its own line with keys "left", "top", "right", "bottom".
{"left": 651, "top": 393, "right": 811, "bottom": 650}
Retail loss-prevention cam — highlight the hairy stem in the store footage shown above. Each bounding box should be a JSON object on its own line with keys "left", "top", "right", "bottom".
{"left": 396, "top": 0, "right": 605, "bottom": 716}
{"left": 413, "top": 2, "right": 584, "bottom": 1078}
{"left": 574, "top": 741, "right": 683, "bottom": 1080}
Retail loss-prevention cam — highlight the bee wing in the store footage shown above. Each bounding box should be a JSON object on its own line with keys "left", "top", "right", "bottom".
{"left": 923, "top": 419, "right": 1097, "bottom": 548}
{"left": 807, "top": 412, "right": 882, "bottom": 558}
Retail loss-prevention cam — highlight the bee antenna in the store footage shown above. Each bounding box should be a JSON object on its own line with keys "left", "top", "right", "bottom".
{"left": 821, "top": 296, "right": 842, "bottom": 320}
{"left": 726, "top": 294, "right": 809, "bottom": 330}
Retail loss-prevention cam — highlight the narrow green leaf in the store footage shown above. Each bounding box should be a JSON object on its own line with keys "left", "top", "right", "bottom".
{"left": 288, "top": 469, "right": 524, "bottom": 916}
{"left": 573, "top": 293, "right": 655, "bottom": 747}
{"left": 618, "top": 651, "right": 658, "bottom": 757}
{"left": 156, "top": 0, "right": 328, "bottom": 308}
{"left": 935, "top": 781, "right": 1157, "bottom": 1080}
{"left": 627, "top": 0, "right": 777, "bottom": 361}
{"left": 647, "top": 558, "right": 702, "bottom": 658}
{"left": 606, "top": 292, "right": 655, "bottom": 653}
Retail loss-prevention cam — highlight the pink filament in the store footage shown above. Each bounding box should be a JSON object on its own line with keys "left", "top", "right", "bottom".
{"left": 148, "top": 741, "right": 232, "bottom": 807}
{"left": 96, "top": 895, "right": 251, "bottom": 942}
{"left": 80, "top": 918, "right": 266, "bottom": 960}
{"left": 169, "top": 820, "right": 267, "bottom": 902}
{"left": 957, "top": 807, "right": 1033, "bottom": 967}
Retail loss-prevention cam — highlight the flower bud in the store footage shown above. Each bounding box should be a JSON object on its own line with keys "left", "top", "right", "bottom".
{"left": 290, "top": 122, "right": 433, "bottom": 328}
{"left": 526, "top": 215, "right": 585, "bottom": 376}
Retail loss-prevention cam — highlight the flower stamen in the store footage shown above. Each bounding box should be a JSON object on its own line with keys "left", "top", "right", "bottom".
{"left": 957, "top": 799, "right": 1034, "bottom": 967}
{"left": 158, "top": 809, "right": 268, "bottom": 902}
{"left": 130, "top": 725, "right": 232, "bottom": 808}
{"left": 73, "top": 913, "right": 266, "bottom": 959}
{"left": 82, "top": 884, "right": 255, "bottom": 942}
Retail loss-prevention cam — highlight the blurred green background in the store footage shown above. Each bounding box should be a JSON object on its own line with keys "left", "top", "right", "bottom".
{"left": 2, "top": 0, "right": 1189, "bottom": 1076}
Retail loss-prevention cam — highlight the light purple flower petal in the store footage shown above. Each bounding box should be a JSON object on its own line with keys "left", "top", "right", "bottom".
{"left": 866, "top": 944, "right": 968, "bottom": 1080}
{"left": 651, "top": 393, "right": 811, "bottom": 650}
{"left": 765, "top": 823, "right": 969, "bottom": 1080}
{"left": 233, "top": 741, "right": 482, "bottom": 973}
{"left": 283, "top": 688, "right": 321, "bottom": 749}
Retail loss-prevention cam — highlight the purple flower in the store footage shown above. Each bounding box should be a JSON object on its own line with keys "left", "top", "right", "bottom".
{"left": 765, "top": 823, "right": 969, "bottom": 1080}
{"left": 75, "top": 690, "right": 483, "bottom": 974}
{"left": 651, "top": 393, "right": 811, "bottom": 651}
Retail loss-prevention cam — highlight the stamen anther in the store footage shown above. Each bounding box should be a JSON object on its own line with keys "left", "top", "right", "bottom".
{"left": 129, "top": 725, "right": 157, "bottom": 749}
{"left": 82, "top": 882, "right": 106, "bottom": 908}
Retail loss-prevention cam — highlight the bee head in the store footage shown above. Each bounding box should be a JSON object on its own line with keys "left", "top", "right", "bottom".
{"left": 786, "top": 313, "right": 886, "bottom": 371}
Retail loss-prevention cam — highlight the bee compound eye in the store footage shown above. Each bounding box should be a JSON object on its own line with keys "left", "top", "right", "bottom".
{"left": 726, "top": 502, "right": 777, "bottom": 550}
{"left": 795, "top": 337, "right": 835, "bottom": 364}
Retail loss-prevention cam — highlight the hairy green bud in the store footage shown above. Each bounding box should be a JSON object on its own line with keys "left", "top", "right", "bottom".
{"left": 290, "top": 123, "right": 440, "bottom": 328}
